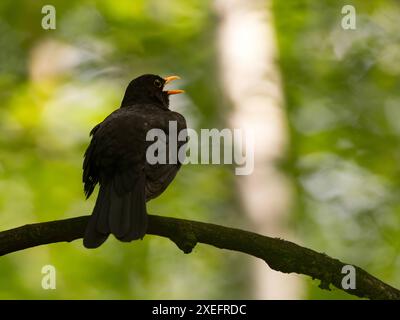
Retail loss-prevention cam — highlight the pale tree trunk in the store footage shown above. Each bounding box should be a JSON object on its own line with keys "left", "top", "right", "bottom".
{"left": 215, "top": 0, "right": 304, "bottom": 299}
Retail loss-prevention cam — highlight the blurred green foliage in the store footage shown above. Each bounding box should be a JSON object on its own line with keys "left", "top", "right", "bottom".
{"left": 0, "top": 0, "right": 248, "bottom": 299}
{"left": 274, "top": 0, "right": 400, "bottom": 298}
{"left": 0, "top": 0, "right": 399, "bottom": 299}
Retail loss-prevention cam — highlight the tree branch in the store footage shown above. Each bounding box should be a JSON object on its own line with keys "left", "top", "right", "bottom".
{"left": 0, "top": 214, "right": 398, "bottom": 300}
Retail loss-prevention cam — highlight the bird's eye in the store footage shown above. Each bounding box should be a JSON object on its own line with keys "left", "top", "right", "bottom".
{"left": 154, "top": 79, "right": 162, "bottom": 88}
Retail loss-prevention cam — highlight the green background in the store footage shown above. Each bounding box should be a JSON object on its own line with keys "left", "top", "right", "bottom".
{"left": 0, "top": 0, "right": 399, "bottom": 299}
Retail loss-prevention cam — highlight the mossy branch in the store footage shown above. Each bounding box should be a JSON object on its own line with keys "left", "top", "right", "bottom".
{"left": 0, "top": 214, "right": 398, "bottom": 300}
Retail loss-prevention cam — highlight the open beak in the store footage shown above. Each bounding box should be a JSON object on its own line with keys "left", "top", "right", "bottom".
{"left": 164, "top": 75, "right": 185, "bottom": 95}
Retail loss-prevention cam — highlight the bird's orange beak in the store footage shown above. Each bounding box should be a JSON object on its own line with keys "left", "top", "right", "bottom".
{"left": 164, "top": 76, "right": 185, "bottom": 95}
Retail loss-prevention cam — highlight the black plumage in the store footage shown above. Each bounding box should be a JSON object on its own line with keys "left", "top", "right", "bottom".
{"left": 83, "top": 74, "right": 186, "bottom": 248}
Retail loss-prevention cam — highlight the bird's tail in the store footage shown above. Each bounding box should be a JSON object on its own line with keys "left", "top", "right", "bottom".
{"left": 83, "top": 175, "right": 148, "bottom": 249}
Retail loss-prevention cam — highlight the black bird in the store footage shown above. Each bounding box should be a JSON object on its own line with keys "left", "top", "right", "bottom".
{"left": 83, "top": 74, "right": 186, "bottom": 248}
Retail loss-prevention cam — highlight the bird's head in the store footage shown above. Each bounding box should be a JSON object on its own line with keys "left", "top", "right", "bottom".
{"left": 121, "top": 74, "right": 184, "bottom": 109}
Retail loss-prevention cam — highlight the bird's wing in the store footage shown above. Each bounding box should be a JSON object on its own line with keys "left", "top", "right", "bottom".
{"left": 83, "top": 108, "right": 147, "bottom": 198}
{"left": 83, "top": 124, "right": 101, "bottom": 198}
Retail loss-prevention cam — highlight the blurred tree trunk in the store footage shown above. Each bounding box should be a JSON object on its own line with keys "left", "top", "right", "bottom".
{"left": 215, "top": 0, "right": 303, "bottom": 299}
